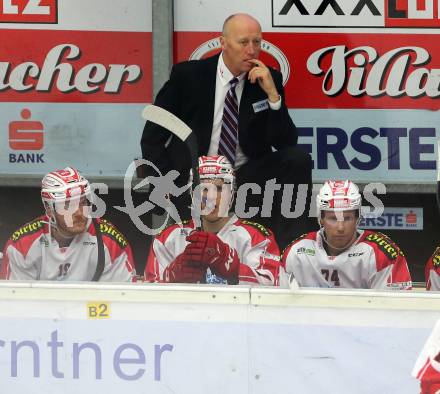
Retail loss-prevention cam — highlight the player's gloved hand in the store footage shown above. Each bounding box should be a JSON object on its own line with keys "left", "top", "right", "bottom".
{"left": 163, "top": 253, "right": 206, "bottom": 283}
{"left": 185, "top": 231, "right": 239, "bottom": 282}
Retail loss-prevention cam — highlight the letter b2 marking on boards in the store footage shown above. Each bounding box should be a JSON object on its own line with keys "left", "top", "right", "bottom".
{"left": 87, "top": 302, "right": 110, "bottom": 319}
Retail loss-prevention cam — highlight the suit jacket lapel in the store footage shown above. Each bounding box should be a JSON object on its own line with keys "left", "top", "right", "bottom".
{"left": 239, "top": 78, "right": 253, "bottom": 134}
{"left": 198, "top": 54, "right": 218, "bottom": 154}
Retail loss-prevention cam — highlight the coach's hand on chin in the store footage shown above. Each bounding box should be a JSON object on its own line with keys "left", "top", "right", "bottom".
{"left": 247, "top": 59, "right": 280, "bottom": 103}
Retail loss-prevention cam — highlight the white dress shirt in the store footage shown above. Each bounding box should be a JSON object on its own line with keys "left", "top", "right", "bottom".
{"left": 207, "top": 53, "right": 281, "bottom": 169}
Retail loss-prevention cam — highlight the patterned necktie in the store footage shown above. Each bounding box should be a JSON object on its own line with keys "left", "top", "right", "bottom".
{"left": 218, "top": 77, "right": 239, "bottom": 166}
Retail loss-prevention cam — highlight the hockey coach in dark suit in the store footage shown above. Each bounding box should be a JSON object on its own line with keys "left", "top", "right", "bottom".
{"left": 141, "top": 13, "right": 313, "bottom": 248}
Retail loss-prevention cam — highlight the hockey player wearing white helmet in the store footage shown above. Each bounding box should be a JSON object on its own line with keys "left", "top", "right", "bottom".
{"left": 144, "top": 155, "right": 281, "bottom": 285}
{"left": 1, "top": 167, "right": 135, "bottom": 282}
{"left": 280, "top": 180, "right": 412, "bottom": 290}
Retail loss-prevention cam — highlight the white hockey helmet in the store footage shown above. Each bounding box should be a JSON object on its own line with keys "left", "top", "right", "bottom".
{"left": 190, "top": 155, "right": 236, "bottom": 209}
{"left": 41, "top": 167, "right": 91, "bottom": 210}
{"left": 195, "top": 155, "right": 234, "bottom": 185}
{"left": 317, "top": 180, "right": 361, "bottom": 215}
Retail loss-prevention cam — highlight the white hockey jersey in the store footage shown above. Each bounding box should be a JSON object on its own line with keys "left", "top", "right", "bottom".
{"left": 425, "top": 247, "right": 440, "bottom": 291}
{"left": 280, "top": 229, "right": 412, "bottom": 290}
{"left": 1, "top": 216, "right": 135, "bottom": 282}
{"left": 145, "top": 215, "right": 280, "bottom": 285}
{"left": 413, "top": 320, "right": 440, "bottom": 394}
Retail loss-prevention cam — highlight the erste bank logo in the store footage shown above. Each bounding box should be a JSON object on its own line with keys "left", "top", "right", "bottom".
{"left": 272, "top": 0, "right": 440, "bottom": 28}
{"left": 8, "top": 108, "right": 45, "bottom": 163}
{"left": 0, "top": 0, "right": 57, "bottom": 23}
{"left": 189, "top": 37, "right": 291, "bottom": 86}
{"left": 359, "top": 207, "right": 423, "bottom": 230}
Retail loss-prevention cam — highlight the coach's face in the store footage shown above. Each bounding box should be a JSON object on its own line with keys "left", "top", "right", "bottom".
{"left": 220, "top": 14, "right": 262, "bottom": 76}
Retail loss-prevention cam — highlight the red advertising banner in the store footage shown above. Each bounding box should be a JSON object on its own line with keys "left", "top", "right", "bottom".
{"left": 0, "top": 29, "right": 152, "bottom": 103}
{"left": 0, "top": 0, "right": 57, "bottom": 23}
{"left": 174, "top": 31, "right": 440, "bottom": 110}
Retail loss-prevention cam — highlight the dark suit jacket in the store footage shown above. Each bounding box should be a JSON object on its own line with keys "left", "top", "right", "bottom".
{"left": 141, "top": 53, "right": 297, "bottom": 177}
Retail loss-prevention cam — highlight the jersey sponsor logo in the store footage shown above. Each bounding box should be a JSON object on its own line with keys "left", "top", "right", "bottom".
{"left": 11, "top": 219, "right": 44, "bottom": 241}
{"left": 297, "top": 247, "right": 316, "bottom": 256}
{"left": 99, "top": 219, "right": 128, "bottom": 248}
{"left": 348, "top": 252, "right": 364, "bottom": 257}
{"left": 179, "top": 228, "right": 191, "bottom": 236}
{"left": 83, "top": 241, "right": 96, "bottom": 246}
{"left": 241, "top": 220, "right": 270, "bottom": 236}
{"left": 431, "top": 247, "right": 440, "bottom": 267}
{"left": 157, "top": 219, "right": 190, "bottom": 237}
{"left": 365, "top": 232, "right": 403, "bottom": 260}
{"left": 0, "top": 0, "right": 57, "bottom": 23}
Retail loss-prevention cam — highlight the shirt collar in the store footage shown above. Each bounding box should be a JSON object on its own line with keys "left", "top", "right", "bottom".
{"left": 218, "top": 53, "right": 245, "bottom": 87}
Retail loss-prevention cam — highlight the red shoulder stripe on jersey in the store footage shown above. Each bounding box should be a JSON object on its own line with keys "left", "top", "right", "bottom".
{"left": 98, "top": 219, "right": 129, "bottom": 249}
{"left": 10, "top": 217, "right": 45, "bottom": 242}
{"left": 96, "top": 218, "right": 134, "bottom": 265}
{"left": 362, "top": 231, "right": 403, "bottom": 261}
{"left": 417, "top": 357, "right": 431, "bottom": 380}
{"left": 240, "top": 220, "right": 271, "bottom": 237}
{"left": 156, "top": 219, "right": 192, "bottom": 242}
{"left": 7, "top": 216, "right": 47, "bottom": 259}
{"left": 430, "top": 246, "right": 440, "bottom": 268}
{"left": 281, "top": 232, "right": 315, "bottom": 258}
